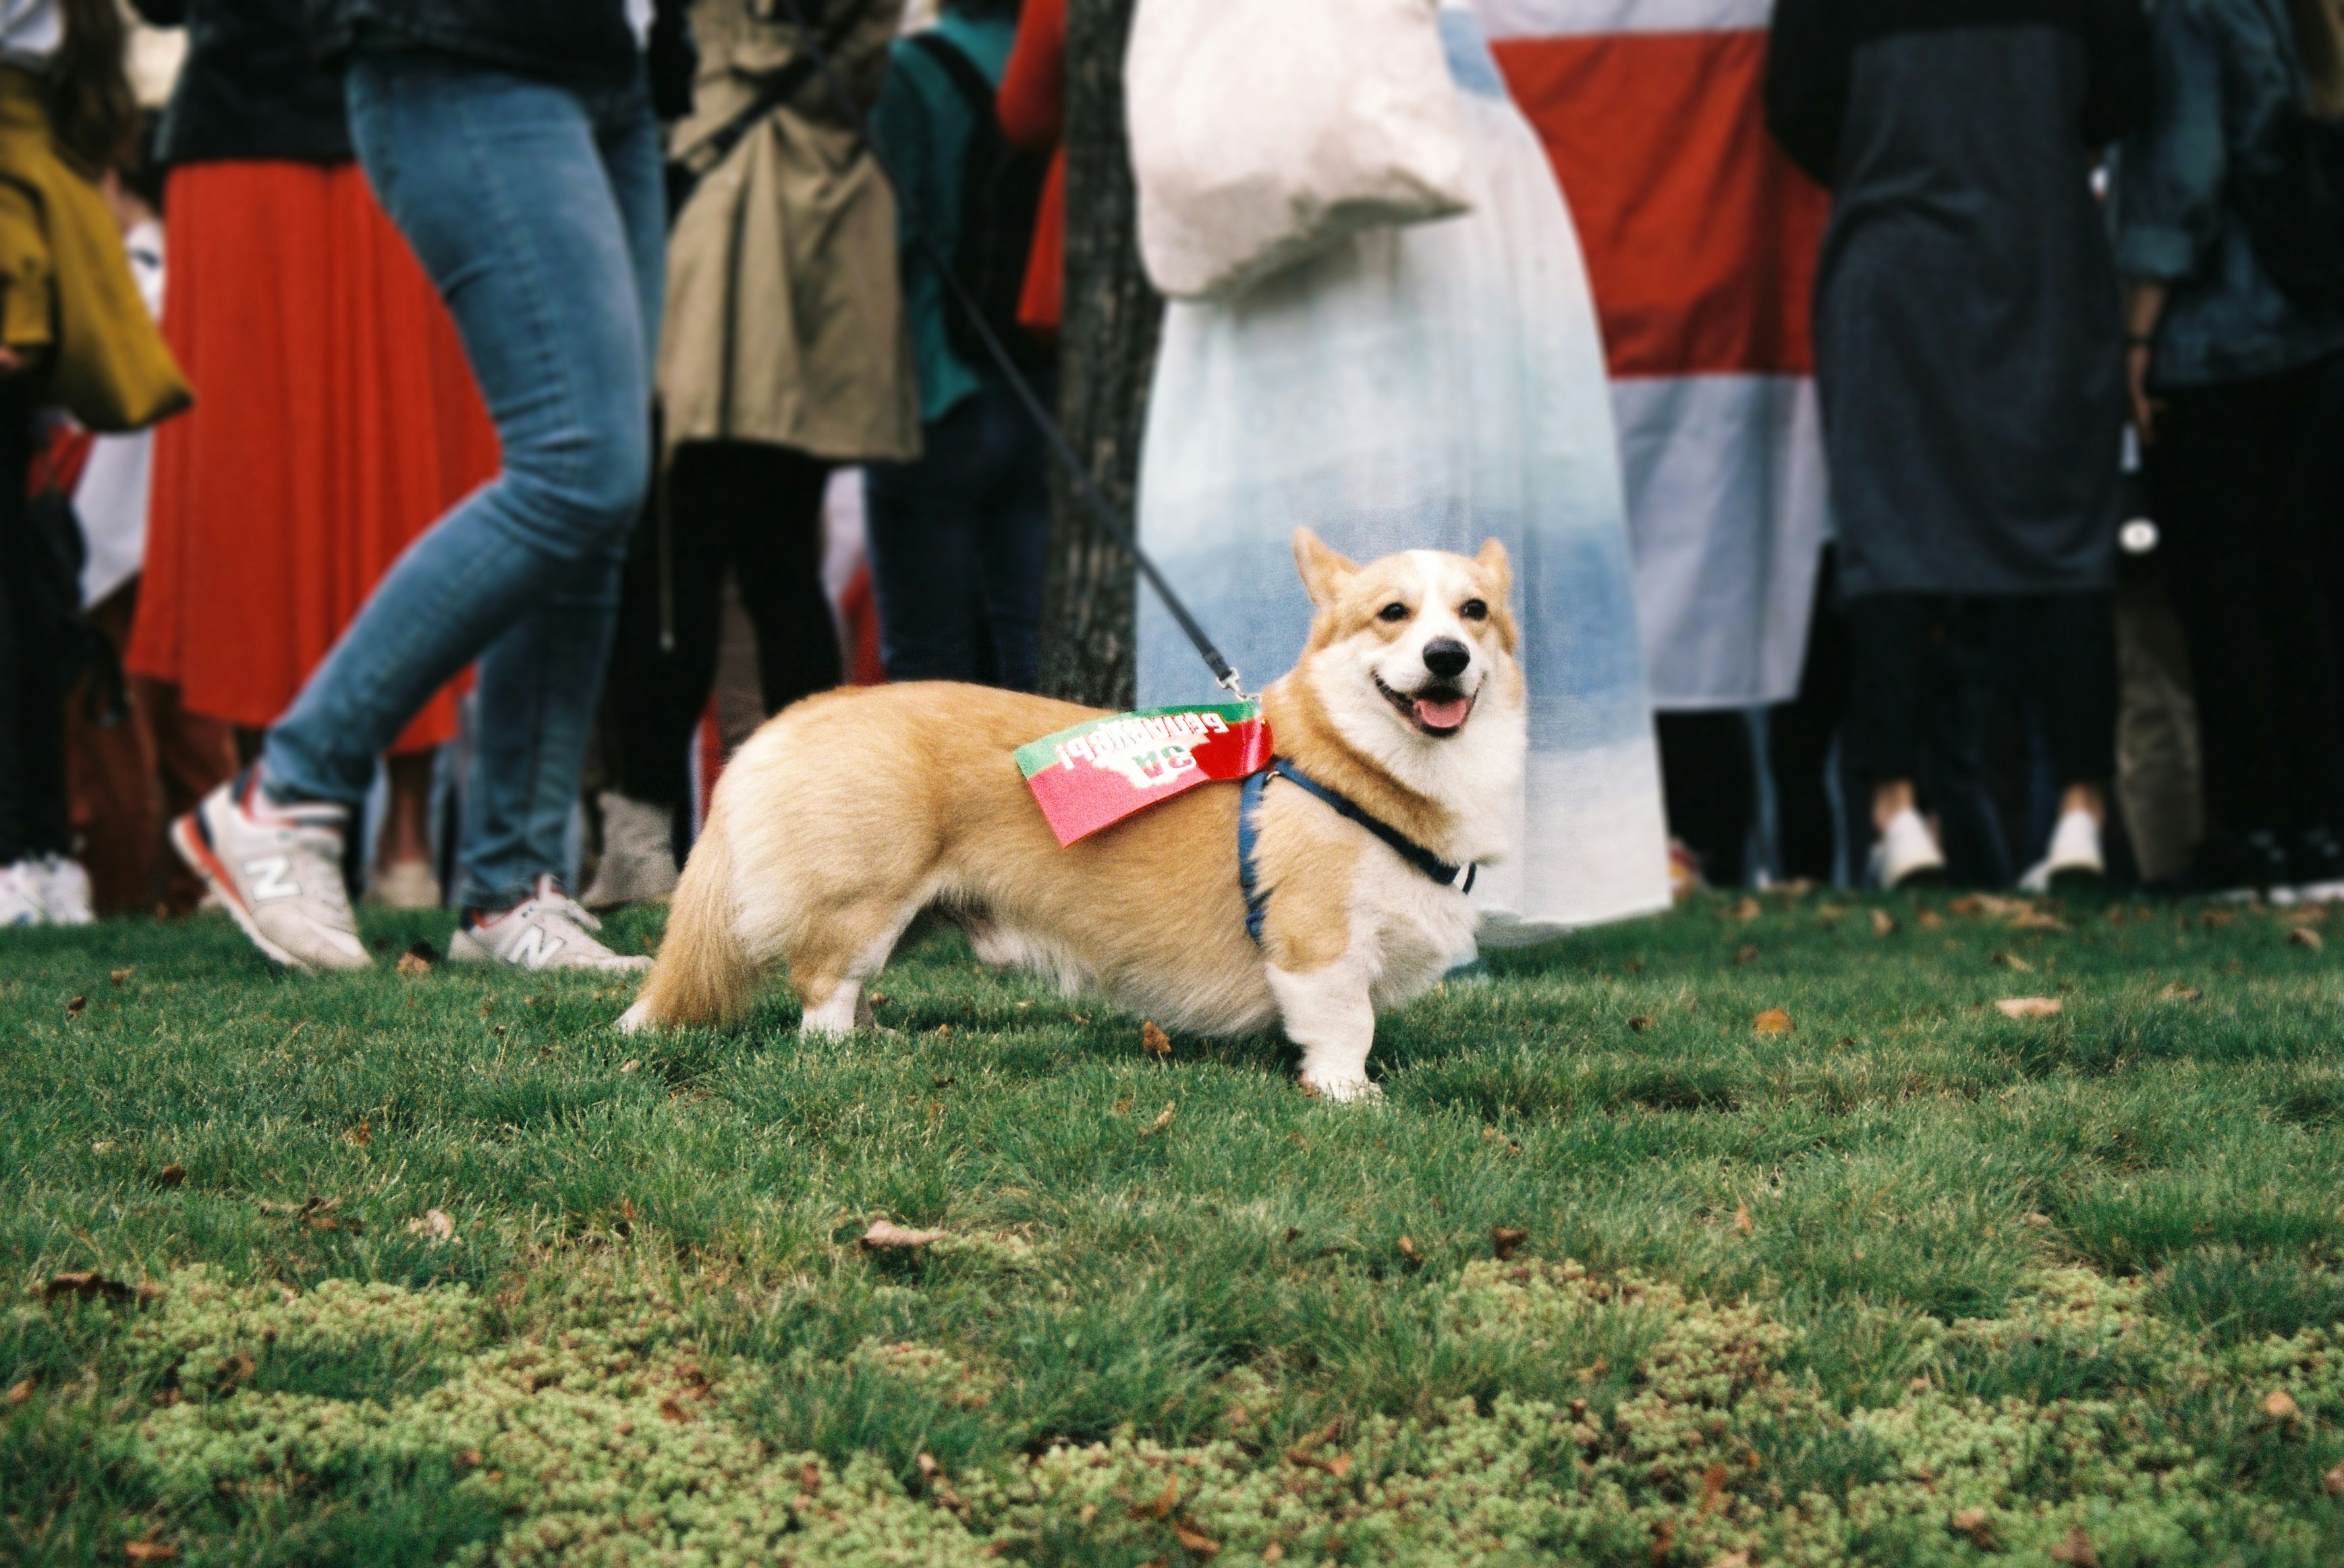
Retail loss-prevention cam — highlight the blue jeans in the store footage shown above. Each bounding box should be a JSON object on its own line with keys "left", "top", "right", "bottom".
{"left": 261, "top": 49, "right": 664, "bottom": 908}
{"left": 864, "top": 377, "right": 1052, "bottom": 691}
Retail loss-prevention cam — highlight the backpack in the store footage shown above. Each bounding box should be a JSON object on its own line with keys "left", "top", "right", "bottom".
{"left": 906, "top": 30, "right": 1053, "bottom": 374}
{"left": 2231, "top": 99, "right": 2344, "bottom": 317}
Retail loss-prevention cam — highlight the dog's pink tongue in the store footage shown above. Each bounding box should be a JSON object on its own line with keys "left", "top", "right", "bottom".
{"left": 1414, "top": 696, "right": 1472, "bottom": 731}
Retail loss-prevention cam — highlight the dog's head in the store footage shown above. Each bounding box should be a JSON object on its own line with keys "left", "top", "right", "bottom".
{"left": 1291, "top": 529, "right": 1520, "bottom": 746}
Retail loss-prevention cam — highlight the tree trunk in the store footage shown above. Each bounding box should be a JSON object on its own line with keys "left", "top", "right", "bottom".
{"left": 1036, "top": 0, "right": 1163, "bottom": 709}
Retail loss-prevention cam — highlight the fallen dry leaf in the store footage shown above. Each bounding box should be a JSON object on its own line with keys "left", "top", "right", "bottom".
{"left": 1698, "top": 1461, "right": 1730, "bottom": 1515}
{"left": 343, "top": 1121, "right": 372, "bottom": 1148}
{"left": 109, "top": 967, "right": 132, "bottom": 986}
{"left": 2290, "top": 926, "right": 2325, "bottom": 951}
{"left": 1491, "top": 1226, "right": 1528, "bottom": 1262}
{"left": 1950, "top": 1508, "right": 1993, "bottom": 1547}
{"left": 2324, "top": 1460, "right": 2344, "bottom": 1496}
{"left": 2013, "top": 910, "right": 2069, "bottom": 931}
{"left": 65, "top": 995, "right": 86, "bottom": 1017}
{"left": 2023, "top": 1211, "right": 2053, "bottom": 1227}
{"left": 2202, "top": 908, "right": 2235, "bottom": 929}
{"left": 659, "top": 1395, "right": 692, "bottom": 1424}
{"left": 406, "top": 1208, "right": 454, "bottom": 1241}
{"left": 1733, "top": 943, "right": 1760, "bottom": 965}
{"left": 2264, "top": 1389, "right": 2301, "bottom": 1421}
{"left": 619, "top": 1059, "right": 641, "bottom": 1075}
{"left": 1173, "top": 1521, "right": 1221, "bottom": 1558}
{"left": 1991, "top": 951, "right": 2034, "bottom": 972}
{"left": 1733, "top": 1206, "right": 1754, "bottom": 1235}
{"left": 1397, "top": 1235, "right": 1420, "bottom": 1262}
{"left": 1709, "top": 1555, "right": 1751, "bottom": 1568}
{"left": 395, "top": 951, "right": 432, "bottom": 976}
{"left": 1754, "top": 1008, "right": 1793, "bottom": 1035}
{"left": 1261, "top": 1544, "right": 1285, "bottom": 1565}
{"left": 2049, "top": 1526, "right": 2100, "bottom": 1567}
{"left": 1727, "top": 896, "right": 1762, "bottom": 922}
{"left": 43, "top": 1271, "right": 131, "bottom": 1303}
{"left": 158, "top": 1164, "right": 185, "bottom": 1187}
{"left": 5, "top": 1377, "right": 30, "bottom": 1404}
{"left": 1997, "top": 997, "right": 2063, "bottom": 1020}
{"left": 1141, "top": 1102, "right": 1175, "bottom": 1138}
{"left": 122, "top": 1542, "right": 177, "bottom": 1564}
{"left": 1141, "top": 1021, "right": 1171, "bottom": 1060}
{"left": 1918, "top": 909, "right": 1945, "bottom": 930}
{"left": 2161, "top": 982, "right": 2204, "bottom": 1001}
{"left": 1130, "top": 1472, "right": 1179, "bottom": 1521}
{"left": 1872, "top": 908, "right": 1899, "bottom": 936}
{"left": 859, "top": 1220, "right": 947, "bottom": 1251}
{"left": 1627, "top": 1015, "right": 1653, "bottom": 1033}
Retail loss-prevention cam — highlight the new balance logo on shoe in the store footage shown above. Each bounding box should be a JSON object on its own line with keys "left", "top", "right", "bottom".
{"left": 507, "top": 926, "right": 567, "bottom": 970}
{"left": 243, "top": 857, "right": 301, "bottom": 902}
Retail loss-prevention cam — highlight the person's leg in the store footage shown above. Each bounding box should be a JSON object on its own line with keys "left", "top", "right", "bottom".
{"left": 1922, "top": 599, "right": 2012, "bottom": 889}
{"left": 2112, "top": 574, "right": 2203, "bottom": 886}
{"left": 0, "top": 383, "right": 66, "bottom": 902}
{"left": 865, "top": 400, "right": 990, "bottom": 683}
{"left": 369, "top": 750, "right": 442, "bottom": 907}
{"left": 974, "top": 379, "right": 1054, "bottom": 694}
{"left": 1657, "top": 711, "right": 1756, "bottom": 887}
{"left": 453, "top": 75, "right": 667, "bottom": 914}
{"left": 2007, "top": 592, "right": 2116, "bottom": 889}
{"left": 719, "top": 444, "right": 841, "bottom": 715}
{"left": 1843, "top": 592, "right": 1946, "bottom": 885}
{"left": 1767, "top": 547, "right": 1849, "bottom": 885}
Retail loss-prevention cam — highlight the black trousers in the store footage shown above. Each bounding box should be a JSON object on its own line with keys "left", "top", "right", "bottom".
{"left": 1657, "top": 711, "right": 1756, "bottom": 887}
{"left": 1768, "top": 545, "right": 1853, "bottom": 884}
{"left": 0, "top": 388, "right": 69, "bottom": 864}
{"left": 602, "top": 440, "right": 840, "bottom": 811}
{"left": 1846, "top": 593, "right": 2116, "bottom": 790}
{"left": 2151, "top": 355, "right": 2344, "bottom": 838}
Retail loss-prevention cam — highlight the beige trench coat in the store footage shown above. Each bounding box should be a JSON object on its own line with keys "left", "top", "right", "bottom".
{"left": 659, "top": 0, "right": 920, "bottom": 462}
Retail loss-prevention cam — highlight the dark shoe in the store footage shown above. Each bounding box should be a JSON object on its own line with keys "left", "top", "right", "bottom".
{"left": 2181, "top": 829, "right": 2290, "bottom": 900}
{"left": 2289, "top": 825, "right": 2344, "bottom": 903}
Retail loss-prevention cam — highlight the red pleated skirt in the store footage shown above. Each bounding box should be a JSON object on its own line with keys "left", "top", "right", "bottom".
{"left": 128, "top": 161, "right": 499, "bottom": 754}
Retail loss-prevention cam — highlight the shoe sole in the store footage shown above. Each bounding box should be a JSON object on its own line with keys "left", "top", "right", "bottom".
{"left": 169, "top": 813, "right": 308, "bottom": 971}
{"left": 2047, "top": 865, "right": 2105, "bottom": 893}
{"left": 1885, "top": 866, "right": 1947, "bottom": 891}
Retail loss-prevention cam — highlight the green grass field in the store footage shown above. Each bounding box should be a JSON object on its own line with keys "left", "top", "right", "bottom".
{"left": 9, "top": 889, "right": 2344, "bottom": 1566}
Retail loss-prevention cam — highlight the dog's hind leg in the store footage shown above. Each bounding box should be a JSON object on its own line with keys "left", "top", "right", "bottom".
{"left": 794, "top": 895, "right": 925, "bottom": 1038}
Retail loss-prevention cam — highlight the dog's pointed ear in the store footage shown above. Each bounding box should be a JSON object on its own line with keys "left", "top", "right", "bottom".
{"left": 1293, "top": 528, "right": 1360, "bottom": 611}
{"left": 1474, "top": 538, "right": 1513, "bottom": 602}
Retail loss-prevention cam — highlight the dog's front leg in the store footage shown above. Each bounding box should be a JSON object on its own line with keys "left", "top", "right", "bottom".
{"left": 1268, "top": 961, "right": 1378, "bottom": 1102}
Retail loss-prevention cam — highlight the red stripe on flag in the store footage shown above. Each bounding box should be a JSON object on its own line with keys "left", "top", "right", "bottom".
{"left": 1493, "top": 30, "right": 1828, "bottom": 379}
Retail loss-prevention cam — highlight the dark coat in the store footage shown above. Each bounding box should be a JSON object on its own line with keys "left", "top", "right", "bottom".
{"left": 130, "top": 0, "right": 351, "bottom": 165}
{"left": 305, "top": 0, "right": 643, "bottom": 86}
{"left": 1766, "top": 0, "right": 2152, "bottom": 600}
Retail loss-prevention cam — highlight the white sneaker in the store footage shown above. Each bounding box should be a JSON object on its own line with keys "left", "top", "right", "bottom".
{"left": 580, "top": 791, "right": 678, "bottom": 909}
{"left": 449, "top": 875, "right": 651, "bottom": 972}
{"left": 2019, "top": 809, "right": 2105, "bottom": 895}
{"left": 368, "top": 860, "right": 443, "bottom": 910}
{"left": 170, "top": 775, "right": 372, "bottom": 971}
{"left": 1868, "top": 808, "right": 1947, "bottom": 890}
{"left": 0, "top": 860, "right": 47, "bottom": 926}
{"left": 32, "top": 855, "right": 94, "bottom": 924}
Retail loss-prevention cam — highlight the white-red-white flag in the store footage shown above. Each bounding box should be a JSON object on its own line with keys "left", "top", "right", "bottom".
{"left": 1482, "top": 0, "right": 1831, "bottom": 708}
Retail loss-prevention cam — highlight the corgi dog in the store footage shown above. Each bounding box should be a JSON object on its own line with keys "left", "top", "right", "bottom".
{"left": 619, "top": 530, "right": 1527, "bottom": 1100}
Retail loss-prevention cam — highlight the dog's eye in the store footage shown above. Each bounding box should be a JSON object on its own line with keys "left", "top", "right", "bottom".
{"left": 1460, "top": 598, "right": 1488, "bottom": 622}
{"left": 1377, "top": 602, "right": 1410, "bottom": 623}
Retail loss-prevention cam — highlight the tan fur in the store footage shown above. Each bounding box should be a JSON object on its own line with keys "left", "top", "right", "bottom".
{"left": 621, "top": 535, "right": 1528, "bottom": 1100}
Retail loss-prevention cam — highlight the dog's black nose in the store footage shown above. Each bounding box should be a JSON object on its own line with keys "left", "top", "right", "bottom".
{"left": 1422, "top": 637, "right": 1471, "bottom": 680}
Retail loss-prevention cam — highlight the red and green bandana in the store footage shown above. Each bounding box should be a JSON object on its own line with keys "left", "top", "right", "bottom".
{"left": 1017, "top": 702, "right": 1273, "bottom": 847}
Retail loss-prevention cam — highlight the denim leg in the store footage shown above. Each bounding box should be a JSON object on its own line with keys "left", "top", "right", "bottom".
{"left": 865, "top": 405, "right": 989, "bottom": 683}
{"left": 974, "top": 383, "right": 1052, "bottom": 694}
{"left": 457, "top": 74, "right": 667, "bottom": 906}
{"left": 259, "top": 52, "right": 661, "bottom": 905}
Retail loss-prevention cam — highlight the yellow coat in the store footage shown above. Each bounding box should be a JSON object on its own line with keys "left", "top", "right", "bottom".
{"left": 659, "top": 0, "right": 918, "bottom": 462}
{"left": 0, "top": 66, "right": 191, "bottom": 433}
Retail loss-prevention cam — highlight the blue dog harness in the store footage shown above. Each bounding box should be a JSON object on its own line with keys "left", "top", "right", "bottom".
{"left": 1237, "top": 759, "right": 1476, "bottom": 944}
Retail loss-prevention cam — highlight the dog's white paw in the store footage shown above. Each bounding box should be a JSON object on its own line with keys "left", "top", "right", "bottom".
{"left": 615, "top": 999, "right": 654, "bottom": 1034}
{"left": 1301, "top": 1074, "right": 1382, "bottom": 1104}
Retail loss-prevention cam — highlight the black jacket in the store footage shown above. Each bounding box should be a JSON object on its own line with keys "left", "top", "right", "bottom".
{"left": 131, "top": 0, "right": 352, "bottom": 165}
{"left": 306, "top": 0, "right": 644, "bottom": 87}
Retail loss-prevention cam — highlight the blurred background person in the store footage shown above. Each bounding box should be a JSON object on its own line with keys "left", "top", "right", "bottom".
{"left": 1768, "top": 0, "right": 2150, "bottom": 891}
{"left": 862, "top": 0, "right": 1052, "bottom": 690}
{"left": 124, "top": 0, "right": 499, "bottom": 912}
{"left": 1, "top": 0, "right": 190, "bottom": 925}
{"left": 586, "top": 0, "right": 915, "bottom": 910}
{"left": 172, "top": 0, "right": 671, "bottom": 972}
{"left": 2119, "top": 0, "right": 2344, "bottom": 898}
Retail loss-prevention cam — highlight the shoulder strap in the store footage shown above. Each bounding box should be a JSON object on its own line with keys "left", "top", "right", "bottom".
{"left": 1239, "top": 768, "right": 1273, "bottom": 944}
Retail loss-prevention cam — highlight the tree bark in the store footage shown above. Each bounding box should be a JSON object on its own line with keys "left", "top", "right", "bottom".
{"left": 1036, "top": 0, "right": 1163, "bottom": 709}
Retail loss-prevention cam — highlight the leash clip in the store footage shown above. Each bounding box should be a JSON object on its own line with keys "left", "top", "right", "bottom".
{"left": 1217, "top": 668, "right": 1256, "bottom": 705}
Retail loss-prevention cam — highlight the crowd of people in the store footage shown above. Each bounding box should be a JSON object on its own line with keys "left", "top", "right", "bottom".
{"left": 0, "top": 0, "right": 2341, "bottom": 963}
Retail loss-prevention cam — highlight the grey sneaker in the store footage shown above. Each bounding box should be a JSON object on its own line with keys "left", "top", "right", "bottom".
{"left": 580, "top": 791, "right": 678, "bottom": 909}
{"left": 32, "top": 855, "right": 94, "bottom": 925}
{"left": 171, "top": 775, "right": 371, "bottom": 970}
{"left": 449, "top": 876, "right": 652, "bottom": 972}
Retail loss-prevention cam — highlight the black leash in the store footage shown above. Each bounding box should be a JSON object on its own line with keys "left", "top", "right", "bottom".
{"left": 762, "top": 0, "right": 1252, "bottom": 701}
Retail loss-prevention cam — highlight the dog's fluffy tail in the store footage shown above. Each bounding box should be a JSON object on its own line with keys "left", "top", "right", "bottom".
{"left": 620, "top": 805, "right": 756, "bottom": 1033}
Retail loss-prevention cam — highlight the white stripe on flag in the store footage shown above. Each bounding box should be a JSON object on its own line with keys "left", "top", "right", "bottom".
{"left": 1474, "top": 0, "right": 1774, "bottom": 39}
{"left": 1612, "top": 374, "right": 1830, "bottom": 710}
